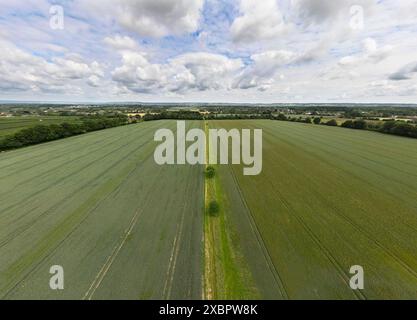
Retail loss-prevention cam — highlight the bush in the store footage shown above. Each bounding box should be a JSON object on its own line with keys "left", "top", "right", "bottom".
{"left": 341, "top": 120, "right": 354, "bottom": 128}
{"left": 324, "top": 119, "right": 338, "bottom": 126}
{"left": 276, "top": 113, "right": 287, "bottom": 121}
{"left": 342, "top": 119, "right": 368, "bottom": 130}
{"left": 313, "top": 117, "right": 321, "bottom": 125}
{"left": 380, "top": 120, "right": 397, "bottom": 132}
{"left": 205, "top": 166, "right": 216, "bottom": 179}
{"left": 208, "top": 201, "right": 220, "bottom": 216}
{"left": 353, "top": 119, "right": 368, "bottom": 130}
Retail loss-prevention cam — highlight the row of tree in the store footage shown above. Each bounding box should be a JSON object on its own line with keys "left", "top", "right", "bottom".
{"left": 0, "top": 115, "right": 129, "bottom": 151}
{"left": 377, "top": 121, "right": 417, "bottom": 138}
{"left": 143, "top": 111, "right": 275, "bottom": 121}
{"left": 272, "top": 114, "right": 338, "bottom": 126}
{"left": 340, "top": 119, "right": 417, "bottom": 138}
{"left": 272, "top": 113, "right": 417, "bottom": 139}
{"left": 143, "top": 111, "right": 203, "bottom": 121}
{"left": 205, "top": 113, "right": 272, "bottom": 120}
{"left": 341, "top": 119, "right": 368, "bottom": 129}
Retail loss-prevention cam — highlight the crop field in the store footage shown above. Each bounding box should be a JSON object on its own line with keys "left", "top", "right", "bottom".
{"left": 0, "top": 116, "right": 81, "bottom": 138}
{"left": 209, "top": 120, "right": 417, "bottom": 299}
{"left": 1, "top": 119, "right": 416, "bottom": 300}
{"left": 0, "top": 120, "right": 204, "bottom": 299}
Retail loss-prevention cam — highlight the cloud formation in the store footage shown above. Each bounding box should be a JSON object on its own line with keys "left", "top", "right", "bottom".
{"left": 0, "top": 40, "right": 104, "bottom": 95}
{"left": 231, "top": 0, "right": 287, "bottom": 43}
{"left": 390, "top": 62, "right": 417, "bottom": 81}
{"left": 112, "top": 51, "right": 243, "bottom": 94}
{"left": 0, "top": 0, "right": 416, "bottom": 102}
{"left": 79, "top": 0, "right": 204, "bottom": 38}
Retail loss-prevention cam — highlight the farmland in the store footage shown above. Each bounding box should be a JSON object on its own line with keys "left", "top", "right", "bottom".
{"left": 0, "top": 120, "right": 204, "bottom": 299}
{"left": 209, "top": 120, "right": 417, "bottom": 299}
{"left": 0, "top": 116, "right": 81, "bottom": 138}
{"left": 1, "top": 118, "right": 417, "bottom": 300}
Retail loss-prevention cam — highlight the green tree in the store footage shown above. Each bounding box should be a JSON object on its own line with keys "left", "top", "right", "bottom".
{"left": 325, "top": 119, "right": 338, "bottom": 126}
{"left": 205, "top": 166, "right": 216, "bottom": 179}
{"left": 208, "top": 201, "right": 220, "bottom": 216}
{"left": 277, "top": 113, "right": 287, "bottom": 121}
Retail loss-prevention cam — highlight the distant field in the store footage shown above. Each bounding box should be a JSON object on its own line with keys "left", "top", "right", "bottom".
{"left": 0, "top": 116, "right": 81, "bottom": 137}
{"left": 210, "top": 120, "right": 417, "bottom": 299}
{"left": 0, "top": 120, "right": 204, "bottom": 299}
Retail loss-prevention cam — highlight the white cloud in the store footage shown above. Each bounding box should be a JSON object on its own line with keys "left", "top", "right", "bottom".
{"left": 338, "top": 38, "right": 392, "bottom": 67}
{"left": 292, "top": 0, "right": 375, "bottom": 25}
{"left": 118, "top": 0, "right": 204, "bottom": 37}
{"left": 234, "top": 50, "right": 296, "bottom": 89}
{"left": 172, "top": 53, "right": 243, "bottom": 90}
{"left": 79, "top": 0, "right": 204, "bottom": 38}
{"left": 103, "top": 35, "right": 139, "bottom": 51}
{"left": 231, "top": 0, "right": 287, "bottom": 43}
{"left": 87, "top": 75, "right": 101, "bottom": 87}
{"left": 112, "top": 51, "right": 243, "bottom": 94}
{"left": 111, "top": 47, "right": 299, "bottom": 95}
{"left": 0, "top": 0, "right": 417, "bottom": 103}
{"left": 0, "top": 40, "right": 104, "bottom": 94}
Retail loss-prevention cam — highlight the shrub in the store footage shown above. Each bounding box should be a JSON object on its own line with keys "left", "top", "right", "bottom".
{"left": 353, "top": 119, "right": 367, "bottom": 130}
{"left": 379, "top": 121, "right": 417, "bottom": 138}
{"left": 324, "top": 119, "right": 338, "bottom": 126}
{"left": 341, "top": 120, "right": 354, "bottom": 128}
{"left": 277, "top": 113, "right": 287, "bottom": 121}
{"left": 205, "top": 166, "right": 216, "bottom": 179}
{"left": 208, "top": 201, "right": 220, "bottom": 216}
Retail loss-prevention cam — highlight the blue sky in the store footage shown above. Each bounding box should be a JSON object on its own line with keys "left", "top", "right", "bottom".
{"left": 0, "top": 0, "right": 416, "bottom": 103}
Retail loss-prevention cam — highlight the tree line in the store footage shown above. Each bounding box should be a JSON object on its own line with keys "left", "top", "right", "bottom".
{"left": 143, "top": 111, "right": 203, "bottom": 121}
{"left": 272, "top": 114, "right": 338, "bottom": 126}
{"left": 143, "top": 111, "right": 273, "bottom": 121}
{"left": 272, "top": 113, "right": 417, "bottom": 139}
{"left": 340, "top": 118, "right": 417, "bottom": 138}
{"left": 0, "top": 115, "right": 129, "bottom": 151}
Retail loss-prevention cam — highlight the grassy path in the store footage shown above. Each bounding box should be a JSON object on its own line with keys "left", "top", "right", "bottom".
{"left": 203, "top": 121, "right": 260, "bottom": 299}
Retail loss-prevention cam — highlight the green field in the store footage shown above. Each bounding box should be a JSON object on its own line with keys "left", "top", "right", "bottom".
{"left": 210, "top": 120, "right": 417, "bottom": 299}
{"left": 0, "top": 116, "right": 81, "bottom": 138}
{"left": 0, "top": 121, "right": 204, "bottom": 299}
{"left": 1, "top": 119, "right": 416, "bottom": 299}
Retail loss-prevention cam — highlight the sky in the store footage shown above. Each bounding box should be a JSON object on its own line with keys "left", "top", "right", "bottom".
{"left": 0, "top": 0, "right": 416, "bottom": 103}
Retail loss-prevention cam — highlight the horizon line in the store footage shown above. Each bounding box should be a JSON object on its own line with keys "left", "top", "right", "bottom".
{"left": 1, "top": 100, "right": 417, "bottom": 107}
